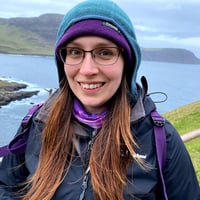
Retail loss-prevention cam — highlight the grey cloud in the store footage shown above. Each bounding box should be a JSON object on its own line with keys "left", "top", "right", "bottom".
{"left": 119, "top": 1, "right": 200, "bottom": 38}
{"left": 0, "top": 0, "right": 199, "bottom": 56}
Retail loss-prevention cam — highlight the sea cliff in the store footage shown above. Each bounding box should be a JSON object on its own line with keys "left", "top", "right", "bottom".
{"left": 0, "top": 80, "right": 39, "bottom": 107}
{"left": 0, "top": 14, "right": 200, "bottom": 64}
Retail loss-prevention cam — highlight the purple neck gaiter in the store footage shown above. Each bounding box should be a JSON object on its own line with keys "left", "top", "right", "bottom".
{"left": 73, "top": 99, "right": 107, "bottom": 129}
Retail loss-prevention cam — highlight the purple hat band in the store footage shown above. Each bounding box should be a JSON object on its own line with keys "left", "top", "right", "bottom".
{"left": 55, "top": 19, "right": 132, "bottom": 65}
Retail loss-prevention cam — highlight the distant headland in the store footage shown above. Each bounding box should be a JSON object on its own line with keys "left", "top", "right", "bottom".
{"left": 141, "top": 48, "right": 200, "bottom": 64}
{"left": 0, "top": 80, "right": 39, "bottom": 108}
{"left": 0, "top": 14, "right": 200, "bottom": 64}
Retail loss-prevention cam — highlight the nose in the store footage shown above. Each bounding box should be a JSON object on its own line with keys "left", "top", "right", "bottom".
{"left": 79, "top": 53, "right": 99, "bottom": 75}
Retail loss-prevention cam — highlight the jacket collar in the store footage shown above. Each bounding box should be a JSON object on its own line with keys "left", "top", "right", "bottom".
{"left": 36, "top": 86, "right": 154, "bottom": 127}
{"left": 130, "top": 87, "right": 146, "bottom": 123}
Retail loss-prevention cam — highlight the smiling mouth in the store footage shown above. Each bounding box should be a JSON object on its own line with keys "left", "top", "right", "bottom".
{"left": 80, "top": 82, "right": 104, "bottom": 89}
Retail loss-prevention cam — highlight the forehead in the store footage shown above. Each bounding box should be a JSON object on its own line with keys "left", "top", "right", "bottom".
{"left": 67, "top": 36, "right": 118, "bottom": 48}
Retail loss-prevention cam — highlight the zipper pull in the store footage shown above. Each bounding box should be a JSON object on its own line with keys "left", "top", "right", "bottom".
{"left": 79, "top": 175, "right": 88, "bottom": 200}
{"left": 79, "top": 167, "right": 90, "bottom": 200}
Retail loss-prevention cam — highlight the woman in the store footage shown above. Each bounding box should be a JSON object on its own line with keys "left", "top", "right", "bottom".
{"left": 0, "top": 0, "right": 199, "bottom": 199}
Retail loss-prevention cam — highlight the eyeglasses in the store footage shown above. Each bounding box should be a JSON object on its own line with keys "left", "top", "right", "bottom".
{"left": 58, "top": 47, "right": 123, "bottom": 66}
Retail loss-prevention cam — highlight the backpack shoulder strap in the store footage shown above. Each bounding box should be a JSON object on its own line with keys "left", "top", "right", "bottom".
{"left": 151, "top": 110, "right": 168, "bottom": 200}
{"left": 0, "top": 103, "right": 43, "bottom": 157}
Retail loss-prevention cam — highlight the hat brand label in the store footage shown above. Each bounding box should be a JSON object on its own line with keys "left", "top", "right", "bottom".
{"left": 102, "top": 21, "right": 120, "bottom": 33}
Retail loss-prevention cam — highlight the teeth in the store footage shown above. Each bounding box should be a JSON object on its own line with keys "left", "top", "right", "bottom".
{"left": 80, "top": 83, "right": 103, "bottom": 89}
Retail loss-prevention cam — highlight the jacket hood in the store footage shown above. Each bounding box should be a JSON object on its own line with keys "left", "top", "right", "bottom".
{"left": 55, "top": 0, "right": 141, "bottom": 101}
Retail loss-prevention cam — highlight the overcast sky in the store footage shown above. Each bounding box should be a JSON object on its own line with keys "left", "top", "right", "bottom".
{"left": 1, "top": 0, "right": 200, "bottom": 58}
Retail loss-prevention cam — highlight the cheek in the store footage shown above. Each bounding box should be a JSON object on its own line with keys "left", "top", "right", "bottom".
{"left": 63, "top": 66, "right": 79, "bottom": 91}
{"left": 64, "top": 65, "right": 76, "bottom": 79}
{"left": 108, "top": 65, "right": 124, "bottom": 84}
{"left": 114, "top": 71, "right": 124, "bottom": 90}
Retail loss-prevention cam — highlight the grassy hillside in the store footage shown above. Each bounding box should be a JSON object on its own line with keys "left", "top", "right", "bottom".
{"left": 0, "top": 24, "right": 53, "bottom": 55}
{"left": 0, "top": 14, "right": 200, "bottom": 63}
{"left": 0, "top": 14, "right": 63, "bottom": 55}
{"left": 163, "top": 100, "right": 200, "bottom": 182}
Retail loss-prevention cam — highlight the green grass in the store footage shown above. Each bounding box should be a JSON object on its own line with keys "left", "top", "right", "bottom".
{"left": 163, "top": 101, "right": 200, "bottom": 183}
{"left": 0, "top": 24, "right": 53, "bottom": 55}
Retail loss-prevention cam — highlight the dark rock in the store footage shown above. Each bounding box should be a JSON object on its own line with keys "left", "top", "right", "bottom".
{"left": 0, "top": 91, "right": 39, "bottom": 106}
{"left": 0, "top": 80, "right": 39, "bottom": 107}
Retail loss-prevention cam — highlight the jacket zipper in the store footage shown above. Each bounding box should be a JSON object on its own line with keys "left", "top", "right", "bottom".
{"left": 79, "top": 129, "right": 98, "bottom": 200}
{"left": 79, "top": 167, "right": 90, "bottom": 200}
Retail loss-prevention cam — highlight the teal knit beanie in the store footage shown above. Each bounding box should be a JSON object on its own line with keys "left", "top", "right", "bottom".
{"left": 55, "top": 0, "right": 141, "bottom": 100}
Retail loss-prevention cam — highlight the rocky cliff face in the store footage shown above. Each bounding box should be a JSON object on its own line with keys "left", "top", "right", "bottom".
{"left": 0, "top": 80, "right": 39, "bottom": 107}
{"left": 141, "top": 48, "right": 200, "bottom": 64}
{"left": 0, "top": 14, "right": 200, "bottom": 64}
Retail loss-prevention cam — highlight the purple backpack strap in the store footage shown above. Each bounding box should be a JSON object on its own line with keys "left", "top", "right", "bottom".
{"left": 151, "top": 110, "right": 168, "bottom": 200}
{"left": 0, "top": 103, "right": 43, "bottom": 157}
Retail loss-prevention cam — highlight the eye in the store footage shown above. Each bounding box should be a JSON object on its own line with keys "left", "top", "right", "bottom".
{"left": 67, "top": 48, "right": 83, "bottom": 57}
{"left": 94, "top": 48, "right": 117, "bottom": 60}
{"left": 98, "top": 48, "right": 113, "bottom": 57}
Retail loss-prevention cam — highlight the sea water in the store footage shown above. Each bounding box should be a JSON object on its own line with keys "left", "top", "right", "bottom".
{"left": 0, "top": 53, "right": 200, "bottom": 145}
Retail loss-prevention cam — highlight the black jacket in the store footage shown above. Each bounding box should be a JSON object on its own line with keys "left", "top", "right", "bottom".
{"left": 0, "top": 88, "right": 199, "bottom": 200}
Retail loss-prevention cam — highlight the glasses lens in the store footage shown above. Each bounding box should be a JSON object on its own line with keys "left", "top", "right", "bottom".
{"left": 94, "top": 47, "right": 120, "bottom": 65}
{"left": 59, "top": 47, "right": 121, "bottom": 65}
{"left": 60, "top": 48, "right": 84, "bottom": 65}
{"left": 66, "top": 48, "right": 83, "bottom": 65}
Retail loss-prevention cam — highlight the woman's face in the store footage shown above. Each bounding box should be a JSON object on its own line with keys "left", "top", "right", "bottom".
{"left": 64, "top": 36, "right": 124, "bottom": 114}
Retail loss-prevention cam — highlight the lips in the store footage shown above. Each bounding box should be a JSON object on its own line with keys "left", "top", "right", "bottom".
{"left": 80, "top": 82, "right": 104, "bottom": 89}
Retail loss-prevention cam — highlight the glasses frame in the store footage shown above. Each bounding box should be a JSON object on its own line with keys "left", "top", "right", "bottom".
{"left": 58, "top": 46, "right": 123, "bottom": 66}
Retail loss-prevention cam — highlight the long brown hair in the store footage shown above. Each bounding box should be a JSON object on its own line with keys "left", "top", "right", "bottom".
{"left": 22, "top": 74, "right": 141, "bottom": 200}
